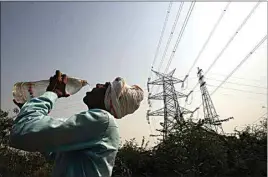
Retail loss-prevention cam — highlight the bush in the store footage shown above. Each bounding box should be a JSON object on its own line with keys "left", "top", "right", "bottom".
{"left": 0, "top": 109, "right": 266, "bottom": 177}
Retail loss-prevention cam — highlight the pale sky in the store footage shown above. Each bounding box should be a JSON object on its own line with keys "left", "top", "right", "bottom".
{"left": 1, "top": 2, "right": 267, "bottom": 146}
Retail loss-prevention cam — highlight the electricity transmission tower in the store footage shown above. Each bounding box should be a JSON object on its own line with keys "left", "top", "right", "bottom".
{"left": 147, "top": 69, "right": 198, "bottom": 140}
{"left": 197, "top": 67, "right": 224, "bottom": 134}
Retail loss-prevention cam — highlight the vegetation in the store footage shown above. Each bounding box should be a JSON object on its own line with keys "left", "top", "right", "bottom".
{"left": 0, "top": 109, "right": 267, "bottom": 177}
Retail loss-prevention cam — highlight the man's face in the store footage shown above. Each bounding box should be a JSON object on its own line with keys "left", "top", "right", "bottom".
{"left": 83, "top": 82, "right": 110, "bottom": 110}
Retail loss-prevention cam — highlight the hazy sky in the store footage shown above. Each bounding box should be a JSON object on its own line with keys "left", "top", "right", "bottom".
{"left": 1, "top": 2, "right": 267, "bottom": 146}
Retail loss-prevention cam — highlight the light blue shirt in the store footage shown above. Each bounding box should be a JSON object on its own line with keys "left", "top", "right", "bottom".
{"left": 10, "top": 92, "right": 120, "bottom": 177}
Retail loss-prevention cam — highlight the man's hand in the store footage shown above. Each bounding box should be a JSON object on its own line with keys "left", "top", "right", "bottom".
{"left": 13, "top": 70, "right": 69, "bottom": 109}
{"left": 46, "top": 70, "right": 70, "bottom": 98}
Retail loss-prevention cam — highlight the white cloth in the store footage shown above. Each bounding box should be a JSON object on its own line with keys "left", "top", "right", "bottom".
{"left": 104, "top": 77, "right": 144, "bottom": 119}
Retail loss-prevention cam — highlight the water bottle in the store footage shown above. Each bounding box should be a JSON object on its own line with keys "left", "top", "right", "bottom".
{"left": 13, "top": 77, "right": 89, "bottom": 104}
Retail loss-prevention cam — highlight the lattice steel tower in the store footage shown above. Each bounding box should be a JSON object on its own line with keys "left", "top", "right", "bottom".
{"left": 147, "top": 69, "right": 198, "bottom": 140}
{"left": 197, "top": 67, "right": 224, "bottom": 134}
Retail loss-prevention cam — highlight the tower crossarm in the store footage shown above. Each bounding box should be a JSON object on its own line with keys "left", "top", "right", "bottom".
{"left": 147, "top": 108, "right": 165, "bottom": 117}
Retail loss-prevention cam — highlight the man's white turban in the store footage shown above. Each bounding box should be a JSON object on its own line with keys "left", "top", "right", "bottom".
{"left": 104, "top": 77, "right": 144, "bottom": 119}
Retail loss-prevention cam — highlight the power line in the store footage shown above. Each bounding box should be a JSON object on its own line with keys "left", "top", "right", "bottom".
{"left": 208, "top": 73, "right": 265, "bottom": 82}
{"left": 157, "top": 2, "right": 184, "bottom": 73}
{"left": 154, "top": 2, "right": 195, "bottom": 94}
{"left": 196, "top": 35, "right": 267, "bottom": 109}
{"left": 150, "top": 2, "right": 184, "bottom": 94}
{"left": 210, "top": 35, "right": 267, "bottom": 96}
{"left": 191, "top": 2, "right": 261, "bottom": 92}
{"left": 153, "top": 2, "right": 195, "bottom": 94}
{"left": 193, "top": 87, "right": 267, "bottom": 101}
{"left": 186, "top": 2, "right": 231, "bottom": 76}
{"left": 203, "top": 2, "right": 261, "bottom": 76}
{"left": 217, "top": 92, "right": 267, "bottom": 102}
{"left": 164, "top": 2, "right": 196, "bottom": 74}
{"left": 149, "top": 2, "right": 173, "bottom": 78}
{"left": 206, "top": 77, "right": 267, "bottom": 89}
{"left": 207, "top": 84, "right": 267, "bottom": 95}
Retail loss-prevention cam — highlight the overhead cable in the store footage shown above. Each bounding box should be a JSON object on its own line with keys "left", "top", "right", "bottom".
{"left": 186, "top": 2, "right": 231, "bottom": 76}
{"left": 157, "top": 2, "right": 185, "bottom": 73}
{"left": 207, "top": 84, "right": 267, "bottom": 95}
{"left": 210, "top": 35, "right": 267, "bottom": 96}
{"left": 203, "top": 1, "right": 261, "bottom": 77}
{"left": 150, "top": 2, "right": 184, "bottom": 93}
{"left": 206, "top": 77, "right": 267, "bottom": 89}
{"left": 164, "top": 2, "right": 196, "bottom": 74}
{"left": 197, "top": 34, "right": 267, "bottom": 109}
{"left": 191, "top": 2, "right": 261, "bottom": 92}
{"left": 149, "top": 2, "right": 173, "bottom": 79}
{"left": 154, "top": 2, "right": 196, "bottom": 94}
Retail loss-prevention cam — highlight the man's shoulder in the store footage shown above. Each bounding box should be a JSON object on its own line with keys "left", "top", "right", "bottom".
{"left": 78, "top": 109, "right": 109, "bottom": 120}
{"left": 77, "top": 109, "right": 118, "bottom": 129}
{"left": 79, "top": 109, "right": 120, "bottom": 148}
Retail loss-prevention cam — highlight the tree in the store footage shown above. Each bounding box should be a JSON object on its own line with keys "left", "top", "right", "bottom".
{"left": 0, "top": 109, "right": 52, "bottom": 177}
{"left": 0, "top": 108, "right": 267, "bottom": 177}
